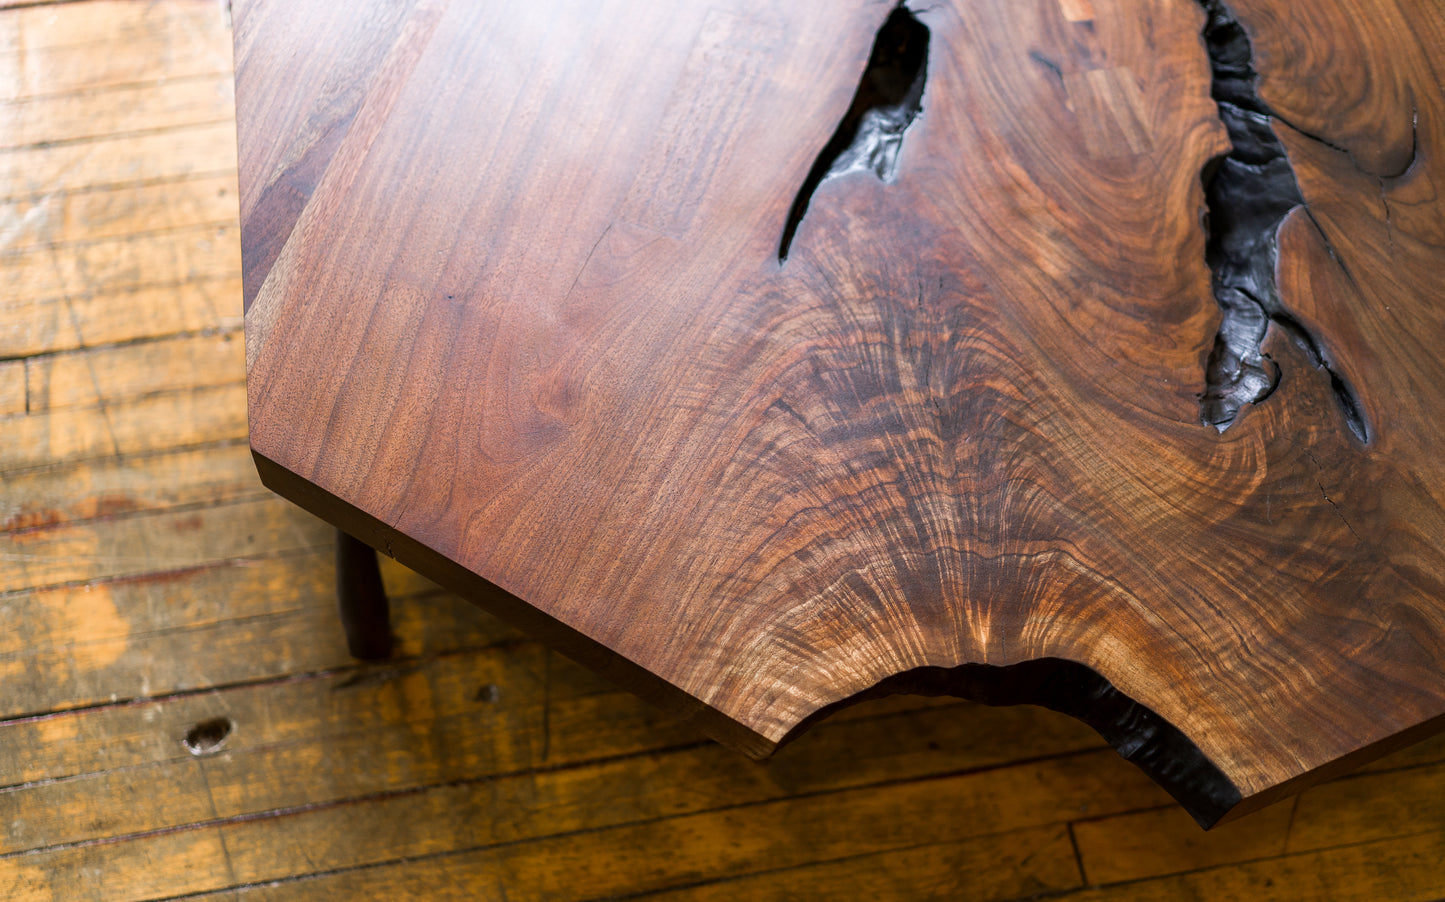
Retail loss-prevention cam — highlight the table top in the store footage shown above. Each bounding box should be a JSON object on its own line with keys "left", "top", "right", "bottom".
{"left": 237, "top": 0, "right": 1445, "bottom": 827}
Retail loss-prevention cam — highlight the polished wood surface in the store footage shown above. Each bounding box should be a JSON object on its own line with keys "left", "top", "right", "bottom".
{"left": 5, "top": 3, "right": 1445, "bottom": 895}
{"left": 238, "top": 0, "right": 1445, "bottom": 825}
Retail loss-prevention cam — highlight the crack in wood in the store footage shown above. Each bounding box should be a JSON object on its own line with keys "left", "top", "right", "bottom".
{"left": 778, "top": 3, "right": 929, "bottom": 262}
{"left": 1195, "top": 0, "right": 1369, "bottom": 442}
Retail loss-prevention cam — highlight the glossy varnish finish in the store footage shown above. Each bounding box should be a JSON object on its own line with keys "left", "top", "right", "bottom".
{"left": 238, "top": 0, "right": 1445, "bottom": 824}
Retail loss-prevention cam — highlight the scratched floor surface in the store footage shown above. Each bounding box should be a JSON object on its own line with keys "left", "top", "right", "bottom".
{"left": 1, "top": 1, "right": 1444, "bottom": 900}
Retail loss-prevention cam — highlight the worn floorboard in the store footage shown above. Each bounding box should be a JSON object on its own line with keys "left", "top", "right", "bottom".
{"left": 0, "top": 1, "right": 1443, "bottom": 900}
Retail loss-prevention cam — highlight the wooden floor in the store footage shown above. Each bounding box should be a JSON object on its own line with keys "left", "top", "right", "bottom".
{"left": 1, "top": 1, "right": 1443, "bottom": 899}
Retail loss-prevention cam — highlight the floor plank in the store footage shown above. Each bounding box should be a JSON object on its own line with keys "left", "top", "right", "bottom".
{"left": 631, "top": 829, "right": 1084, "bottom": 902}
{"left": 0, "top": 381, "right": 248, "bottom": 472}
{"left": 1, "top": 173, "right": 238, "bottom": 252}
{"left": 0, "top": 442, "right": 262, "bottom": 533}
{"left": 0, "top": 120, "right": 237, "bottom": 200}
{"left": 3, "top": 221, "right": 240, "bottom": 307}
{"left": 0, "top": 1, "right": 229, "bottom": 101}
{"left": 0, "top": 274, "right": 241, "bottom": 358}
{"left": 0, "top": 0, "right": 224, "bottom": 54}
{"left": 0, "top": 75, "right": 234, "bottom": 152}
{"left": 1056, "top": 831, "right": 1445, "bottom": 902}
{"left": 11, "top": 746, "right": 1144, "bottom": 901}
{"left": 24, "top": 330, "right": 243, "bottom": 412}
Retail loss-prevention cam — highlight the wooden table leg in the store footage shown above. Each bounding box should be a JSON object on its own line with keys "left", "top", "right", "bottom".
{"left": 335, "top": 529, "right": 392, "bottom": 659}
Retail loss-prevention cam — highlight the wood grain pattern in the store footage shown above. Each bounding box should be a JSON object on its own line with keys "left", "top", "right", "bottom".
{"left": 14, "top": 4, "right": 1444, "bottom": 897}
{"left": 238, "top": 0, "right": 1445, "bottom": 825}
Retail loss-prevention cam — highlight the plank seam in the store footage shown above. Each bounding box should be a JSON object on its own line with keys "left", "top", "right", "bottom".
{"left": 1067, "top": 820, "right": 1090, "bottom": 887}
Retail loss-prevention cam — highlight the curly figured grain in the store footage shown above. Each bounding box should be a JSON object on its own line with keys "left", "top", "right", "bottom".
{"left": 241, "top": 0, "right": 1445, "bottom": 827}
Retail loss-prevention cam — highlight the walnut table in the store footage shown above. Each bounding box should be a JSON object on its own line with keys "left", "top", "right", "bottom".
{"left": 236, "top": 0, "right": 1445, "bottom": 827}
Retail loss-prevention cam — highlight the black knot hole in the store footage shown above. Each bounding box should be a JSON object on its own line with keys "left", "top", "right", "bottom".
{"left": 183, "top": 717, "right": 234, "bottom": 756}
